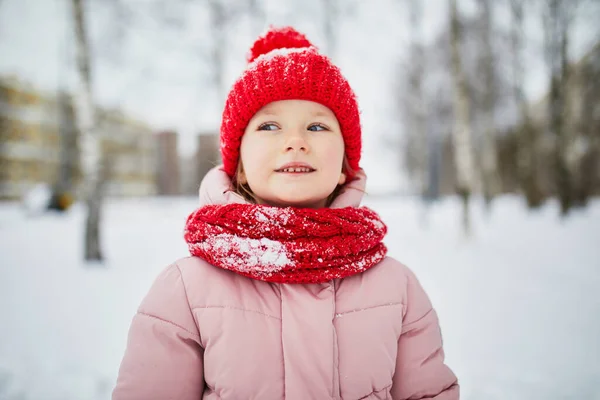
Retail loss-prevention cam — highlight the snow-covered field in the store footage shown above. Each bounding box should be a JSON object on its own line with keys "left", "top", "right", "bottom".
{"left": 1, "top": 195, "right": 599, "bottom": 400}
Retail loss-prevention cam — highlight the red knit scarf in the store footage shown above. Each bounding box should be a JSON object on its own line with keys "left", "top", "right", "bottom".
{"left": 184, "top": 204, "right": 388, "bottom": 284}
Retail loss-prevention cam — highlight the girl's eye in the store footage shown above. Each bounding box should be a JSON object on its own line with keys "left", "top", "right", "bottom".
{"left": 258, "top": 123, "right": 279, "bottom": 131}
{"left": 308, "top": 124, "right": 328, "bottom": 132}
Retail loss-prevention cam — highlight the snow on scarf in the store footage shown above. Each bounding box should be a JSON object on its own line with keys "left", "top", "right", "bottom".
{"left": 184, "top": 204, "right": 388, "bottom": 284}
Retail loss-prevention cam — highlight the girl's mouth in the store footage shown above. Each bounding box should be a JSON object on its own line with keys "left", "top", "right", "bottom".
{"left": 276, "top": 167, "right": 315, "bottom": 173}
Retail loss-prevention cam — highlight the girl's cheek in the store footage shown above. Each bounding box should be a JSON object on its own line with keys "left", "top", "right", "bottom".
{"left": 252, "top": 137, "right": 274, "bottom": 150}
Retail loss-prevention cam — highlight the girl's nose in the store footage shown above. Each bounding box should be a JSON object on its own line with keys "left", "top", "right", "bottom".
{"left": 284, "top": 131, "right": 309, "bottom": 153}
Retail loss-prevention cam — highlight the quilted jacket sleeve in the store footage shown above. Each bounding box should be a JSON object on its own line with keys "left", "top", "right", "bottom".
{"left": 112, "top": 264, "right": 204, "bottom": 400}
{"left": 390, "top": 267, "right": 459, "bottom": 399}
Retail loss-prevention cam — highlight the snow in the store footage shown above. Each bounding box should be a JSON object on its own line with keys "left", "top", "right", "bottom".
{"left": 192, "top": 233, "right": 293, "bottom": 272}
{"left": 20, "top": 183, "right": 52, "bottom": 216}
{"left": 247, "top": 47, "right": 315, "bottom": 69}
{"left": 1, "top": 195, "right": 600, "bottom": 399}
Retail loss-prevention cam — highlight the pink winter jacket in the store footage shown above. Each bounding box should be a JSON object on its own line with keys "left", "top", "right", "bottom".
{"left": 113, "top": 166, "right": 459, "bottom": 400}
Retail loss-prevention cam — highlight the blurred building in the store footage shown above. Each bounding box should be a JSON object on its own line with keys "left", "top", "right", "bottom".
{"left": 180, "top": 132, "right": 220, "bottom": 196}
{"left": 0, "top": 76, "right": 158, "bottom": 200}
{"left": 0, "top": 78, "right": 70, "bottom": 200}
{"left": 156, "top": 130, "right": 181, "bottom": 195}
{"left": 97, "top": 108, "right": 157, "bottom": 197}
{"left": 195, "top": 132, "right": 220, "bottom": 191}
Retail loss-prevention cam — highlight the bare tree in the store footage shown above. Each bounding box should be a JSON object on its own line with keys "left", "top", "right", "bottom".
{"left": 449, "top": 0, "right": 477, "bottom": 234}
{"left": 510, "top": 0, "right": 543, "bottom": 208}
{"left": 49, "top": 17, "right": 78, "bottom": 212}
{"left": 48, "top": 92, "right": 78, "bottom": 212}
{"left": 321, "top": 0, "right": 359, "bottom": 59}
{"left": 576, "top": 42, "right": 600, "bottom": 204}
{"left": 207, "top": 0, "right": 229, "bottom": 105}
{"left": 542, "top": 0, "right": 579, "bottom": 215}
{"left": 248, "top": 0, "right": 266, "bottom": 36}
{"left": 322, "top": 0, "right": 338, "bottom": 57}
{"left": 407, "top": 0, "right": 430, "bottom": 201}
{"left": 477, "top": 0, "right": 501, "bottom": 207}
{"left": 71, "top": 0, "right": 104, "bottom": 261}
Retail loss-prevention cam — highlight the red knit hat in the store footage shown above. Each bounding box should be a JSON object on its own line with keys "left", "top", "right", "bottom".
{"left": 220, "top": 26, "right": 362, "bottom": 178}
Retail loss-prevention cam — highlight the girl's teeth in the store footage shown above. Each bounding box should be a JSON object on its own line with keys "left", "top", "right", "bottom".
{"left": 283, "top": 167, "right": 311, "bottom": 173}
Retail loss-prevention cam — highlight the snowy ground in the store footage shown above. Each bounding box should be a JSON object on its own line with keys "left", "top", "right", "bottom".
{"left": 1, "top": 195, "right": 599, "bottom": 400}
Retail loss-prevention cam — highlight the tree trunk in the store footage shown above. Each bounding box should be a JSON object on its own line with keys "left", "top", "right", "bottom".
{"left": 408, "top": 0, "right": 430, "bottom": 200}
{"left": 248, "top": 0, "right": 266, "bottom": 36}
{"left": 449, "top": 0, "right": 476, "bottom": 234}
{"left": 510, "top": 0, "right": 544, "bottom": 209}
{"left": 478, "top": 0, "right": 501, "bottom": 207}
{"left": 577, "top": 44, "right": 600, "bottom": 204}
{"left": 543, "top": 0, "right": 576, "bottom": 216}
{"left": 205, "top": 0, "right": 230, "bottom": 168}
{"left": 57, "top": 94, "right": 75, "bottom": 195}
{"left": 71, "top": 0, "right": 104, "bottom": 262}
{"left": 322, "top": 0, "right": 337, "bottom": 58}
{"left": 48, "top": 93, "right": 78, "bottom": 212}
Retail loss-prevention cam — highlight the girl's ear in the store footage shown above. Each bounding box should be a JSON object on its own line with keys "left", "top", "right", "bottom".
{"left": 338, "top": 172, "right": 346, "bottom": 185}
{"left": 238, "top": 171, "right": 247, "bottom": 185}
{"left": 236, "top": 161, "right": 248, "bottom": 185}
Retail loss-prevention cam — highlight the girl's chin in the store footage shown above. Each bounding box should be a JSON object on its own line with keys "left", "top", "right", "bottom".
{"left": 260, "top": 194, "right": 329, "bottom": 208}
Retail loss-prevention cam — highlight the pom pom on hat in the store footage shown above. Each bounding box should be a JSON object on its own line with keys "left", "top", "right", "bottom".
{"left": 247, "top": 26, "right": 314, "bottom": 63}
{"left": 220, "top": 26, "right": 362, "bottom": 179}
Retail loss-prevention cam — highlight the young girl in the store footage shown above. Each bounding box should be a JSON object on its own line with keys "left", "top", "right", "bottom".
{"left": 113, "top": 26, "right": 458, "bottom": 400}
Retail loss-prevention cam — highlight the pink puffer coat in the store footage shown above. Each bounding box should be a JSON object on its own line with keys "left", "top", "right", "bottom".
{"left": 112, "top": 167, "right": 459, "bottom": 400}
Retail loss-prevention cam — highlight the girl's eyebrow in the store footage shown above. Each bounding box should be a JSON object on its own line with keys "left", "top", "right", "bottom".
{"left": 257, "top": 110, "right": 279, "bottom": 118}
{"left": 312, "top": 111, "right": 335, "bottom": 119}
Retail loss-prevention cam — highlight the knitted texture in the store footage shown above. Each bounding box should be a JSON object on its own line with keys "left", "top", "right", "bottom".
{"left": 220, "top": 26, "right": 362, "bottom": 178}
{"left": 184, "top": 204, "right": 387, "bottom": 284}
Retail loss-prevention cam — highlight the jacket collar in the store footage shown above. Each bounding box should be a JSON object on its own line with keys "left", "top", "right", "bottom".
{"left": 198, "top": 165, "right": 367, "bottom": 209}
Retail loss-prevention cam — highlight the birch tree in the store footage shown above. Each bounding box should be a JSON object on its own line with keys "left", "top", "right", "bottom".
{"left": 542, "top": 0, "right": 578, "bottom": 215}
{"left": 71, "top": 0, "right": 104, "bottom": 261}
{"left": 207, "top": 0, "right": 229, "bottom": 105}
{"left": 449, "top": 0, "right": 477, "bottom": 234}
{"left": 477, "top": 0, "right": 501, "bottom": 207}
{"left": 510, "top": 0, "right": 543, "bottom": 208}
{"left": 576, "top": 42, "right": 600, "bottom": 205}
{"left": 248, "top": 0, "right": 266, "bottom": 36}
{"left": 322, "top": 0, "right": 338, "bottom": 57}
{"left": 407, "top": 0, "right": 430, "bottom": 201}
{"left": 49, "top": 93, "right": 78, "bottom": 211}
{"left": 321, "top": 0, "right": 359, "bottom": 59}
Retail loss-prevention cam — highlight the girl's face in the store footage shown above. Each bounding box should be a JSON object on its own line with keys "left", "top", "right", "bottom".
{"left": 239, "top": 100, "right": 346, "bottom": 208}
